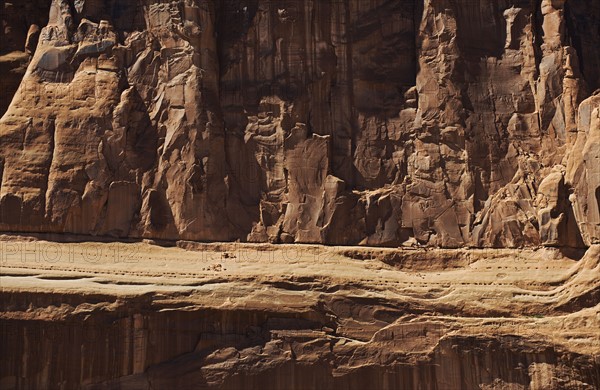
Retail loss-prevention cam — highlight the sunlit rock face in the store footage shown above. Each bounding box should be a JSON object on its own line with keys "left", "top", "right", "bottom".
{"left": 1, "top": 0, "right": 599, "bottom": 248}
{"left": 1, "top": 242, "right": 599, "bottom": 389}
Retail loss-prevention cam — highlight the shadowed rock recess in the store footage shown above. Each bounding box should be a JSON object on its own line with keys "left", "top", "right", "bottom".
{"left": 0, "top": 0, "right": 598, "bottom": 248}
{"left": 1, "top": 1, "right": 600, "bottom": 389}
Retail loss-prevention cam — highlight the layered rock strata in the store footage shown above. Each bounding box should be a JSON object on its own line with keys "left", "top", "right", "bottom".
{"left": 0, "top": 239, "right": 599, "bottom": 389}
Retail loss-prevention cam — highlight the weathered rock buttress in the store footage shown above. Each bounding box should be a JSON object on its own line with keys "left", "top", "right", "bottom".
{"left": 1, "top": 0, "right": 599, "bottom": 248}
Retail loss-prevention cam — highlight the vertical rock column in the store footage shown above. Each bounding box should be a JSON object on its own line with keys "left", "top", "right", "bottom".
{"left": 0, "top": 0, "right": 125, "bottom": 234}
{"left": 136, "top": 0, "right": 231, "bottom": 241}
{"left": 566, "top": 92, "right": 600, "bottom": 245}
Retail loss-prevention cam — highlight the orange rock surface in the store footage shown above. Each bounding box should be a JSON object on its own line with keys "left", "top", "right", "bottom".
{"left": 1, "top": 0, "right": 599, "bottom": 247}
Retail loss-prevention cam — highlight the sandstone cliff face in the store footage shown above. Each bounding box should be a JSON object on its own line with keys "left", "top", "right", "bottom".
{"left": 1, "top": 0, "right": 599, "bottom": 248}
{"left": 0, "top": 0, "right": 51, "bottom": 115}
{"left": 1, "top": 240, "right": 599, "bottom": 389}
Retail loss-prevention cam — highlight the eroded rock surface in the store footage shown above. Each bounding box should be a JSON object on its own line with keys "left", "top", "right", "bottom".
{"left": 0, "top": 240, "right": 599, "bottom": 389}
{"left": 1, "top": 0, "right": 599, "bottom": 248}
{"left": 0, "top": 0, "right": 51, "bottom": 116}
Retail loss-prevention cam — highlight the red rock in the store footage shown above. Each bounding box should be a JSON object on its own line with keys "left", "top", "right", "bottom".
{"left": 1, "top": 0, "right": 599, "bottom": 248}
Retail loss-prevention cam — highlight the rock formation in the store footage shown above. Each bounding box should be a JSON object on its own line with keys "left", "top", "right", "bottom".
{"left": 1, "top": 239, "right": 599, "bottom": 389}
{"left": 2, "top": 3, "right": 600, "bottom": 389}
{"left": 1, "top": 0, "right": 600, "bottom": 248}
{"left": 0, "top": 0, "right": 51, "bottom": 115}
